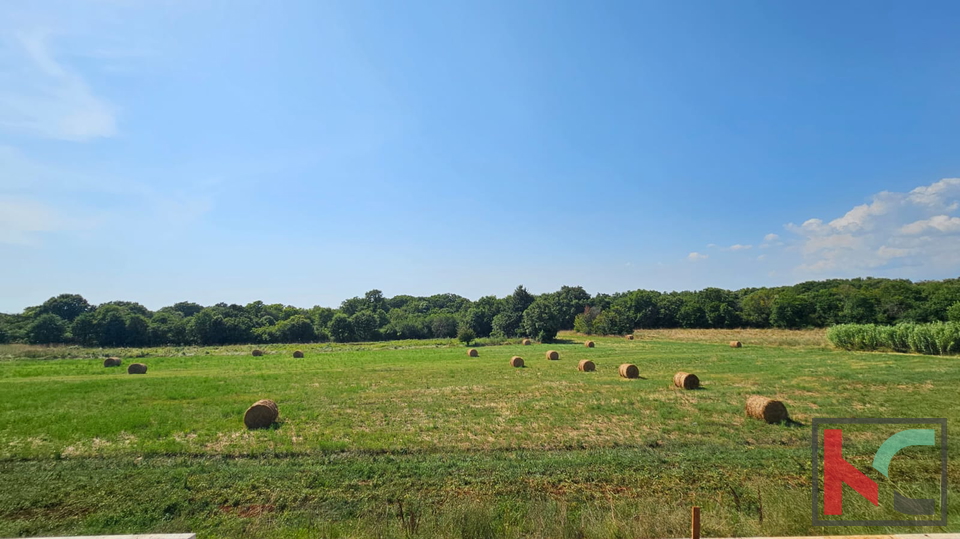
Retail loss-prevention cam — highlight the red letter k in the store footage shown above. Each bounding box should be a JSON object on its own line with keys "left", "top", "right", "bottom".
{"left": 824, "top": 429, "right": 879, "bottom": 515}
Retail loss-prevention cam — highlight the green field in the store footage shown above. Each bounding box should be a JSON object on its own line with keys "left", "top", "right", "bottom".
{"left": 1, "top": 333, "right": 958, "bottom": 538}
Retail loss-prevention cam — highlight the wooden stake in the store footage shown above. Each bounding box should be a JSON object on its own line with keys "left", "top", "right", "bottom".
{"left": 691, "top": 506, "right": 701, "bottom": 539}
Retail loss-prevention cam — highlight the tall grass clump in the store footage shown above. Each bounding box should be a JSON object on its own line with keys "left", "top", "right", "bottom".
{"left": 827, "top": 322, "right": 960, "bottom": 355}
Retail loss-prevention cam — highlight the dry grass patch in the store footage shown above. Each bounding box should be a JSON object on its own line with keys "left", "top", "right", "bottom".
{"left": 622, "top": 328, "right": 829, "bottom": 348}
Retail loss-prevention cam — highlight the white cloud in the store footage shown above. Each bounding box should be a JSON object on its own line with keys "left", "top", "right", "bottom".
{"left": 783, "top": 178, "right": 960, "bottom": 274}
{"left": 763, "top": 233, "right": 779, "bottom": 242}
{"left": 688, "top": 252, "right": 708, "bottom": 262}
{"left": 0, "top": 29, "right": 117, "bottom": 141}
{"left": 757, "top": 254, "right": 767, "bottom": 261}
{"left": 727, "top": 244, "right": 752, "bottom": 251}
{"left": 900, "top": 215, "right": 960, "bottom": 235}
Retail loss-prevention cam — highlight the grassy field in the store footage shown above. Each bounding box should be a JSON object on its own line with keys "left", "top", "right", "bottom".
{"left": 1, "top": 331, "right": 958, "bottom": 538}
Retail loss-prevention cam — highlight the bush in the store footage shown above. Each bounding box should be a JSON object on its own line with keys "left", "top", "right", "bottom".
{"left": 328, "top": 314, "right": 355, "bottom": 343}
{"left": 457, "top": 326, "right": 476, "bottom": 346}
{"left": 490, "top": 312, "right": 522, "bottom": 339}
{"left": 521, "top": 298, "right": 561, "bottom": 342}
{"left": 827, "top": 322, "right": 960, "bottom": 356}
{"left": 947, "top": 302, "right": 960, "bottom": 323}
{"left": 27, "top": 314, "right": 67, "bottom": 344}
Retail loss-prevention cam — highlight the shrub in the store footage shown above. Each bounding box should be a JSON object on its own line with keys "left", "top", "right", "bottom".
{"left": 827, "top": 322, "right": 960, "bottom": 356}
{"left": 947, "top": 302, "right": 960, "bottom": 323}
{"left": 521, "top": 298, "right": 561, "bottom": 342}
{"left": 457, "top": 327, "right": 476, "bottom": 346}
{"left": 27, "top": 314, "right": 67, "bottom": 344}
{"left": 328, "top": 314, "right": 355, "bottom": 343}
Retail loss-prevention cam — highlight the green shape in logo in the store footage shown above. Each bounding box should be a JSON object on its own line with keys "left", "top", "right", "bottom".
{"left": 872, "top": 428, "right": 935, "bottom": 478}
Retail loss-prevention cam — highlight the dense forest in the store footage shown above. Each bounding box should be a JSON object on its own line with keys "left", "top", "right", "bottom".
{"left": 2, "top": 277, "right": 960, "bottom": 346}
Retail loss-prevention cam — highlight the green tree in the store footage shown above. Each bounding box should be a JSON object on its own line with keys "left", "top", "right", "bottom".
{"left": 70, "top": 312, "right": 99, "bottom": 346}
{"left": 27, "top": 314, "right": 67, "bottom": 344}
{"left": 188, "top": 309, "right": 226, "bottom": 345}
{"left": 521, "top": 297, "right": 561, "bottom": 342}
{"left": 95, "top": 306, "right": 129, "bottom": 347}
{"left": 125, "top": 314, "right": 150, "bottom": 347}
{"left": 278, "top": 315, "right": 318, "bottom": 343}
{"left": 170, "top": 301, "right": 203, "bottom": 318}
{"left": 573, "top": 306, "right": 601, "bottom": 334}
{"left": 328, "top": 314, "right": 355, "bottom": 343}
{"left": 947, "top": 302, "right": 960, "bottom": 323}
{"left": 457, "top": 326, "right": 476, "bottom": 346}
{"left": 491, "top": 311, "right": 522, "bottom": 338}
{"left": 148, "top": 312, "right": 187, "bottom": 345}
{"left": 38, "top": 294, "right": 91, "bottom": 321}
{"left": 460, "top": 307, "right": 493, "bottom": 337}
{"left": 428, "top": 313, "right": 458, "bottom": 338}
{"left": 842, "top": 294, "right": 878, "bottom": 324}
{"left": 351, "top": 311, "right": 379, "bottom": 341}
{"left": 592, "top": 305, "right": 632, "bottom": 335}
{"left": 770, "top": 292, "right": 813, "bottom": 329}
{"left": 506, "top": 285, "right": 535, "bottom": 315}
{"left": 616, "top": 290, "right": 661, "bottom": 329}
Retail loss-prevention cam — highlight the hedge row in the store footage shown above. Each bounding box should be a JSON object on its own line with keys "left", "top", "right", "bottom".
{"left": 827, "top": 322, "right": 960, "bottom": 356}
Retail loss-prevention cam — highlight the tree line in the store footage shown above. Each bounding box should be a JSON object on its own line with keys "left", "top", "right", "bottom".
{"left": 2, "top": 277, "right": 960, "bottom": 347}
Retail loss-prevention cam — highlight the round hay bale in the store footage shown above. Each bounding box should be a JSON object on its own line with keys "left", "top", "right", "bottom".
{"left": 510, "top": 356, "right": 524, "bottom": 368}
{"left": 625, "top": 334, "right": 634, "bottom": 340}
{"left": 467, "top": 348, "right": 479, "bottom": 357}
{"left": 127, "top": 363, "right": 147, "bottom": 375}
{"left": 584, "top": 340, "right": 595, "bottom": 348}
{"left": 673, "top": 372, "right": 700, "bottom": 390}
{"left": 730, "top": 341, "right": 742, "bottom": 348}
{"left": 292, "top": 350, "right": 304, "bottom": 358}
{"left": 577, "top": 359, "right": 595, "bottom": 372}
{"left": 244, "top": 399, "right": 279, "bottom": 429}
{"left": 103, "top": 357, "right": 122, "bottom": 368}
{"left": 545, "top": 350, "right": 559, "bottom": 360}
{"left": 745, "top": 396, "right": 788, "bottom": 423}
{"left": 618, "top": 363, "right": 639, "bottom": 379}
{"left": 252, "top": 349, "right": 264, "bottom": 357}
{"left": 521, "top": 339, "right": 531, "bottom": 346}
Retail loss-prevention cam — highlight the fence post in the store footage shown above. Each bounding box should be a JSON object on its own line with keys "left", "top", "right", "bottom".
{"left": 692, "top": 506, "right": 701, "bottom": 539}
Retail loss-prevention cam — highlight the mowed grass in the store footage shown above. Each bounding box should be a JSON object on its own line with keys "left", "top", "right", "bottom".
{"left": 1, "top": 333, "right": 958, "bottom": 538}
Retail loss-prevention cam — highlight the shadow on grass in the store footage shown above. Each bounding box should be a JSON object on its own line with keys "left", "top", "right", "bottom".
{"left": 248, "top": 419, "right": 285, "bottom": 431}
{"left": 781, "top": 418, "right": 805, "bottom": 428}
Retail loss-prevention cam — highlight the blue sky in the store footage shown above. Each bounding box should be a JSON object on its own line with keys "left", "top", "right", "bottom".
{"left": 2, "top": 0, "right": 959, "bottom": 312}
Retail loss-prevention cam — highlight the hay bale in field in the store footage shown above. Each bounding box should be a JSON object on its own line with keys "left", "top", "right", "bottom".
{"left": 545, "top": 350, "right": 559, "bottom": 360}
{"left": 103, "top": 357, "right": 122, "bottom": 368}
{"left": 293, "top": 350, "right": 304, "bottom": 358}
{"left": 625, "top": 334, "right": 634, "bottom": 340}
{"left": 584, "top": 340, "right": 595, "bottom": 348}
{"left": 729, "top": 341, "right": 742, "bottom": 348}
{"left": 673, "top": 372, "right": 700, "bottom": 390}
{"left": 521, "top": 339, "right": 531, "bottom": 346}
{"left": 127, "top": 363, "right": 147, "bottom": 374}
{"left": 745, "top": 396, "right": 788, "bottom": 423}
{"left": 577, "top": 359, "right": 595, "bottom": 372}
{"left": 467, "top": 348, "right": 479, "bottom": 357}
{"left": 510, "top": 356, "right": 524, "bottom": 368}
{"left": 252, "top": 349, "right": 264, "bottom": 357}
{"left": 618, "top": 363, "right": 639, "bottom": 379}
{"left": 244, "top": 399, "right": 279, "bottom": 429}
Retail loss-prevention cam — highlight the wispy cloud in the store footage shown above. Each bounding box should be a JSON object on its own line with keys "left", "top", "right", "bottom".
{"left": 0, "top": 195, "right": 101, "bottom": 245}
{"left": 0, "top": 29, "right": 117, "bottom": 141}
{"left": 783, "top": 178, "right": 960, "bottom": 273}
{"left": 688, "top": 252, "right": 708, "bottom": 262}
{"left": 695, "top": 178, "right": 960, "bottom": 279}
